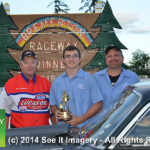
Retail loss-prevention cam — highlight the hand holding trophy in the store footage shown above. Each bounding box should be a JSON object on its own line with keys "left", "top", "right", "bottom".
{"left": 59, "top": 90, "right": 71, "bottom": 121}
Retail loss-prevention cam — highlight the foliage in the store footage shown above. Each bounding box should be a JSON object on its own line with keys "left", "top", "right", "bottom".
{"left": 79, "top": 0, "right": 97, "bottom": 13}
{"left": 47, "top": 0, "right": 129, "bottom": 71}
{"left": 128, "top": 49, "right": 150, "bottom": 76}
{"left": 83, "top": 1, "right": 127, "bottom": 70}
{"left": 48, "top": 0, "right": 106, "bottom": 13}
{"left": 0, "top": 3, "right": 21, "bottom": 87}
{"left": 47, "top": 0, "right": 70, "bottom": 14}
{"left": 79, "top": 0, "right": 106, "bottom": 13}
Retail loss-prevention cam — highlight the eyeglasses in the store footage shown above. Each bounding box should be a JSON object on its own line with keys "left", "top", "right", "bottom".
{"left": 64, "top": 54, "right": 79, "bottom": 59}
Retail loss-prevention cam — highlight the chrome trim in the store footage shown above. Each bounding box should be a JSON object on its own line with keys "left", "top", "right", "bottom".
{"left": 88, "top": 89, "right": 142, "bottom": 149}
{"left": 108, "top": 102, "right": 150, "bottom": 149}
{"left": 132, "top": 89, "right": 142, "bottom": 98}
{"left": 100, "top": 91, "right": 142, "bottom": 144}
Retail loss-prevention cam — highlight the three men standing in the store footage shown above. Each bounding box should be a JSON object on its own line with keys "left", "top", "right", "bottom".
{"left": 1, "top": 45, "right": 140, "bottom": 129}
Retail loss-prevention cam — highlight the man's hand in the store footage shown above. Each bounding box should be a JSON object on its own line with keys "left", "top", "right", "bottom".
{"left": 66, "top": 101, "right": 102, "bottom": 126}
{"left": 50, "top": 115, "right": 57, "bottom": 125}
{"left": 66, "top": 113, "right": 82, "bottom": 126}
{"left": 54, "top": 110, "right": 63, "bottom": 122}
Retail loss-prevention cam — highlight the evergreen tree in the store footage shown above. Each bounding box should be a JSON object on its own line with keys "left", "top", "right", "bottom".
{"left": 47, "top": 0, "right": 70, "bottom": 13}
{"left": 0, "top": 3, "right": 21, "bottom": 87}
{"left": 83, "top": 1, "right": 128, "bottom": 70}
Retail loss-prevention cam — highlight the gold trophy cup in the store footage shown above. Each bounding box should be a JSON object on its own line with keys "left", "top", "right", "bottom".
{"left": 59, "top": 90, "right": 71, "bottom": 121}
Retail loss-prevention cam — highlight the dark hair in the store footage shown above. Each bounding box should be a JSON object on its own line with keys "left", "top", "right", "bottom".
{"left": 105, "top": 45, "right": 123, "bottom": 56}
{"left": 63, "top": 46, "right": 81, "bottom": 58}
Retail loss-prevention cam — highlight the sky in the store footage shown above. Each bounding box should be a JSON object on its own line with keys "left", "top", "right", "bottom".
{"left": 1, "top": 0, "right": 150, "bottom": 63}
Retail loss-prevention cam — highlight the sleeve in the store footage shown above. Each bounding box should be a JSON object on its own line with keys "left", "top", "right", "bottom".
{"left": 49, "top": 81, "right": 57, "bottom": 106}
{"left": 47, "top": 79, "right": 51, "bottom": 94}
{"left": 49, "top": 106, "right": 54, "bottom": 117}
{"left": 90, "top": 76, "right": 104, "bottom": 104}
{"left": 135, "top": 74, "right": 140, "bottom": 83}
{"left": 0, "top": 87, "right": 11, "bottom": 117}
{"left": 46, "top": 80, "right": 54, "bottom": 117}
{"left": 0, "top": 94, "right": 2, "bottom": 108}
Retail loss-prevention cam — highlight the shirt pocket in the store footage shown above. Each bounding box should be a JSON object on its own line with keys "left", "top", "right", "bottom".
{"left": 73, "top": 87, "right": 85, "bottom": 103}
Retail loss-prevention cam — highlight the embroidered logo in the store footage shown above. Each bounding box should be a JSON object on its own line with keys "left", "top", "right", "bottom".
{"left": 18, "top": 94, "right": 48, "bottom": 110}
{"left": 25, "top": 51, "right": 32, "bottom": 55}
{"left": 77, "top": 84, "right": 84, "bottom": 89}
{"left": 19, "top": 106, "right": 27, "bottom": 112}
{"left": 123, "top": 83, "right": 129, "bottom": 88}
{"left": 35, "top": 94, "right": 46, "bottom": 100}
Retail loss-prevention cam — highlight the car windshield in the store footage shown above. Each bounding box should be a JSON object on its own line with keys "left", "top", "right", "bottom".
{"left": 80, "top": 87, "right": 140, "bottom": 148}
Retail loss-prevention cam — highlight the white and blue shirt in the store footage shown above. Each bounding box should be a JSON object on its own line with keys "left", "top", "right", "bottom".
{"left": 50, "top": 68, "right": 103, "bottom": 128}
{"left": 93, "top": 68, "right": 140, "bottom": 108}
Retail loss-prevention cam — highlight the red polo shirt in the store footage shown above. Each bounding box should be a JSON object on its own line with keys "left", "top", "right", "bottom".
{"left": 3, "top": 73, "right": 51, "bottom": 128}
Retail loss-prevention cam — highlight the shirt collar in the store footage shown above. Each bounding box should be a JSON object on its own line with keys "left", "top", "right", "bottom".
{"left": 62, "top": 68, "right": 84, "bottom": 78}
{"left": 21, "top": 72, "right": 36, "bottom": 84}
{"left": 97, "top": 67, "right": 130, "bottom": 77}
{"left": 97, "top": 68, "right": 108, "bottom": 75}
{"left": 121, "top": 67, "right": 130, "bottom": 77}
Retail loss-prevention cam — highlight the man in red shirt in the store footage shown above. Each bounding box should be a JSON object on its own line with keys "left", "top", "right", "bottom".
{"left": 0, "top": 50, "right": 55, "bottom": 128}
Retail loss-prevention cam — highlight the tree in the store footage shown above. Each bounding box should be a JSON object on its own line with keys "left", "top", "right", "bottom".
{"left": 128, "top": 49, "right": 150, "bottom": 76}
{"left": 0, "top": 3, "right": 21, "bottom": 87}
{"left": 47, "top": 0, "right": 105, "bottom": 13}
{"left": 79, "top": 0, "right": 105, "bottom": 13}
{"left": 47, "top": 0, "right": 70, "bottom": 14}
{"left": 83, "top": 1, "right": 128, "bottom": 70}
{"left": 46, "top": 0, "right": 130, "bottom": 70}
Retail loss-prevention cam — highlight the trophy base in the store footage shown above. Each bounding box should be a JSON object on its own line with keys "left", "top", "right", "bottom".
{"left": 59, "top": 111, "right": 71, "bottom": 121}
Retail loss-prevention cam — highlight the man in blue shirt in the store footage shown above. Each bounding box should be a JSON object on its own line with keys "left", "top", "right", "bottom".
{"left": 50, "top": 46, "right": 103, "bottom": 128}
{"left": 93, "top": 45, "right": 140, "bottom": 108}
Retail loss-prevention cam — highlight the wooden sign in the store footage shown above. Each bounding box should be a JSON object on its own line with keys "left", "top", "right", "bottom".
{"left": 8, "top": 14, "right": 100, "bottom": 82}
{"left": 0, "top": 1, "right": 128, "bottom": 87}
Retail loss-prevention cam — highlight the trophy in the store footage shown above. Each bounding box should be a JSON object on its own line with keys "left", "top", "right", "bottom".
{"left": 59, "top": 90, "right": 71, "bottom": 121}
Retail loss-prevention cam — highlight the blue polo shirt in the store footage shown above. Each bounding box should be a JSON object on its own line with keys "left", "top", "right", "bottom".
{"left": 50, "top": 68, "right": 103, "bottom": 128}
{"left": 93, "top": 68, "right": 140, "bottom": 108}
